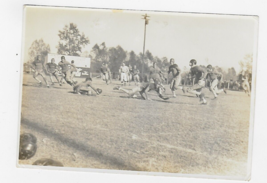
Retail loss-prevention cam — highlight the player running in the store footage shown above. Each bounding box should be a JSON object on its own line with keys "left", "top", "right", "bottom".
{"left": 100, "top": 63, "right": 110, "bottom": 85}
{"left": 30, "top": 55, "right": 50, "bottom": 87}
{"left": 185, "top": 59, "right": 207, "bottom": 104}
{"left": 58, "top": 56, "right": 73, "bottom": 86}
{"left": 46, "top": 58, "right": 62, "bottom": 86}
{"left": 168, "top": 58, "right": 185, "bottom": 98}
{"left": 73, "top": 77, "right": 101, "bottom": 95}
{"left": 206, "top": 65, "right": 227, "bottom": 99}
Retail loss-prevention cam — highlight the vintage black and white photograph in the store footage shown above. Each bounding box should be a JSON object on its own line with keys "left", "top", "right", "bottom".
{"left": 18, "top": 5, "right": 258, "bottom": 180}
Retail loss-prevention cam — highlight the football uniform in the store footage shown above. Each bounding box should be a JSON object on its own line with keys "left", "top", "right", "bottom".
{"left": 73, "top": 80, "right": 92, "bottom": 93}
{"left": 101, "top": 65, "right": 109, "bottom": 82}
{"left": 190, "top": 65, "right": 206, "bottom": 90}
{"left": 46, "top": 62, "right": 61, "bottom": 84}
{"left": 31, "top": 59, "right": 49, "bottom": 86}
{"left": 168, "top": 64, "right": 182, "bottom": 91}
{"left": 120, "top": 66, "right": 129, "bottom": 82}
{"left": 58, "top": 60, "right": 72, "bottom": 85}
{"left": 133, "top": 68, "right": 140, "bottom": 83}
{"left": 206, "top": 69, "right": 225, "bottom": 97}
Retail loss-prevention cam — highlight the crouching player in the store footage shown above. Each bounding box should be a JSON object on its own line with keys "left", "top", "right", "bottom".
{"left": 185, "top": 59, "right": 207, "bottom": 104}
{"left": 206, "top": 65, "right": 227, "bottom": 99}
{"left": 73, "top": 77, "right": 101, "bottom": 95}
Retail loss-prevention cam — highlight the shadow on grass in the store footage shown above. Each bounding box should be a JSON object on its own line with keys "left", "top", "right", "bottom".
{"left": 21, "top": 118, "right": 144, "bottom": 171}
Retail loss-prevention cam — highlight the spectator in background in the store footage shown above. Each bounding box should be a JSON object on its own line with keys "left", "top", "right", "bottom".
{"left": 133, "top": 65, "right": 140, "bottom": 85}
{"left": 106, "top": 63, "right": 112, "bottom": 84}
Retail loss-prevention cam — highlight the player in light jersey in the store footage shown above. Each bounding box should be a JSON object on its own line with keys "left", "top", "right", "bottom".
{"left": 185, "top": 59, "right": 207, "bottom": 104}
{"left": 46, "top": 58, "right": 61, "bottom": 86}
{"left": 120, "top": 63, "right": 129, "bottom": 86}
{"left": 73, "top": 77, "right": 100, "bottom": 95}
{"left": 168, "top": 58, "right": 185, "bottom": 98}
{"left": 30, "top": 55, "right": 49, "bottom": 87}
{"left": 206, "top": 65, "right": 227, "bottom": 99}
{"left": 58, "top": 56, "right": 73, "bottom": 86}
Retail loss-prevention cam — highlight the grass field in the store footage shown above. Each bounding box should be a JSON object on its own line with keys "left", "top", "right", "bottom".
{"left": 19, "top": 73, "right": 251, "bottom": 177}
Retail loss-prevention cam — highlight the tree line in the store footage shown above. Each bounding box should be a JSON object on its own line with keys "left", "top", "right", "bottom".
{"left": 27, "top": 23, "right": 252, "bottom": 82}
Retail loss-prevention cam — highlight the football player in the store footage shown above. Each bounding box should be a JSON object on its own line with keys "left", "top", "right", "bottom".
{"left": 185, "top": 59, "right": 207, "bottom": 104}
{"left": 241, "top": 67, "right": 251, "bottom": 96}
{"left": 142, "top": 62, "right": 169, "bottom": 100}
{"left": 58, "top": 56, "right": 73, "bottom": 86}
{"left": 100, "top": 63, "right": 110, "bottom": 85}
{"left": 206, "top": 65, "right": 227, "bottom": 99}
{"left": 133, "top": 65, "right": 140, "bottom": 85}
{"left": 106, "top": 63, "right": 112, "bottom": 84}
{"left": 73, "top": 77, "right": 101, "bottom": 95}
{"left": 46, "top": 58, "right": 62, "bottom": 86}
{"left": 168, "top": 58, "right": 185, "bottom": 98}
{"left": 70, "top": 60, "right": 77, "bottom": 84}
{"left": 119, "top": 63, "right": 129, "bottom": 86}
{"left": 30, "top": 55, "right": 50, "bottom": 87}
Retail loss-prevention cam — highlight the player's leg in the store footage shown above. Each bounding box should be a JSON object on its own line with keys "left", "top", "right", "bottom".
{"left": 32, "top": 71, "right": 42, "bottom": 84}
{"left": 119, "top": 87, "right": 141, "bottom": 97}
{"left": 53, "top": 72, "right": 62, "bottom": 86}
{"left": 49, "top": 73, "right": 54, "bottom": 84}
{"left": 39, "top": 71, "right": 49, "bottom": 87}
{"left": 210, "top": 79, "right": 218, "bottom": 98}
{"left": 64, "top": 70, "right": 73, "bottom": 86}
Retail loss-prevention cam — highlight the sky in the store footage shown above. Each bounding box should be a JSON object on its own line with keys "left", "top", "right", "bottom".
{"left": 22, "top": 6, "right": 258, "bottom": 72}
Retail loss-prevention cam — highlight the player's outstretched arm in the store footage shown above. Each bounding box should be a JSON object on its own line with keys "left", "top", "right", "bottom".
{"left": 89, "top": 85, "right": 100, "bottom": 95}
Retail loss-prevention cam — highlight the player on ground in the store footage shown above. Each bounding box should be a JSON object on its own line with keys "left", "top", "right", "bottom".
{"left": 30, "top": 55, "right": 50, "bottom": 87}
{"left": 185, "top": 59, "right": 207, "bottom": 104}
{"left": 46, "top": 58, "right": 62, "bottom": 86}
{"left": 58, "top": 56, "right": 73, "bottom": 86}
{"left": 119, "top": 63, "right": 129, "bottom": 86}
{"left": 168, "top": 58, "right": 185, "bottom": 98}
{"left": 73, "top": 77, "right": 101, "bottom": 95}
{"left": 206, "top": 65, "right": 227, "bottom": 99}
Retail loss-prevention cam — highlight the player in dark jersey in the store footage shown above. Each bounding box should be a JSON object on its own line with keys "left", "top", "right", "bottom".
{"left": 143, "top": 62, "right": 169, "bottom": 100}
{"left": 46, "top": 58, "right": 61, "bottom": 86}
{"left": 58, "top": 56, "right": 73, "bottom": 86}
{"left": 168, "top": 58, "right": 185, "bottom": 98}
{"left": 100, "top": 63, "right": 110, "bottom": 85}
{"left": 30, "top": 55, "right": 49, "bottom": 87}
{"left": 73, "top": 77, "right": 100, "bottom": 95}
{"left": 206, "top": 65, "right": 227, "bottom": 99}
{"left": 185, "top": 59, "right": 207, "bottom": 104}
{"left": 70, "top": 60, "right": 78, "bottom": 84}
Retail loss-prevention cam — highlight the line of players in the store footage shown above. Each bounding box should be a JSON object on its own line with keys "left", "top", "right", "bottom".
{"left": 114, "top": 58, "right": 229, "bottom": 104}
{"left": 30, "top": 55, "right": 78, "bottom": 88}
{"left": 30, "top": 55, "right": 250, "bottom": 104}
